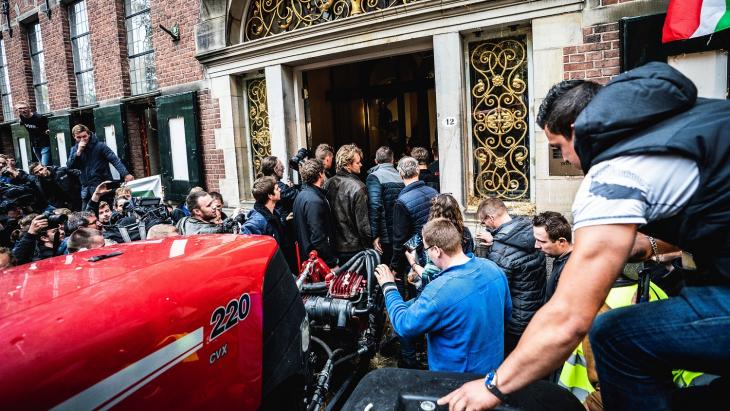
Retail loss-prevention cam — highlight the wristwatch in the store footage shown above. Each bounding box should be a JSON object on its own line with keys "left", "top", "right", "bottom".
{"left": 484, "top": 370, "right": 509, "bottom": 404}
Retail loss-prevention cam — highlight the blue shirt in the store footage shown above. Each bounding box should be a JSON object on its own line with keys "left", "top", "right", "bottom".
{"left": 384, "top": 256, "right": 511, "bottom": 374}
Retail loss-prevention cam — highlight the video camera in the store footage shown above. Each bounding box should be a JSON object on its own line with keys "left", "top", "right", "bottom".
{"left": 105, "top": 197, "right": 173, "bottom": 243}
{"left": 289, "top": 147, "right": 313, "bottom": 173}
{"left": 0, "top": 182, "right": 43, "bottom": 213}
{"left": 40, "top": 210, "right": 68, "bottom": 230}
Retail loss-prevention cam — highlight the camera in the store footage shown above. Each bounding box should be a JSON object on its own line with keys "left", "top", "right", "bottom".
{"left": 105, "top": 180, "right": 123, "bottom": 191}
{"left": 41, "top": 211, "right": 68, "bottom": 230}
{"left": 403, "top": 233, "right": 423, "bottom": 252}
{"left": 1, "top": 167, "right": 15, "bottom": 178}
{"left": 289, "top": 148, "right": 313, "bottom": 172}
{"left": 222, "top": 211, "right": 247, "bottom": 234}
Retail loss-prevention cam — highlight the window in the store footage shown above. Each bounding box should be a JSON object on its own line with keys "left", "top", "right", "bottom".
{"left": 0, "top": 39, "right": 13, "bottom": 121}
{"left": 27, "top": 22, "right": 49, "bottom": 113}
{"left": 69, "top": 0, "right": 96, "bottom": 106}
{"left": 124, "top": 0, "right": 157, "bottom": 95}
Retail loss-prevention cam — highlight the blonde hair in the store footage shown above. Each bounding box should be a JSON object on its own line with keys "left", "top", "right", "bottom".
{"left": 335, "top": 144, "right": 363, "bottom": 172}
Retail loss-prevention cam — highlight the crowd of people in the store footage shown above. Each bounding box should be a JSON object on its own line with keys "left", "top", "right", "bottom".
{"left": 2, "top": 61, "right": 729, "bottom": 410}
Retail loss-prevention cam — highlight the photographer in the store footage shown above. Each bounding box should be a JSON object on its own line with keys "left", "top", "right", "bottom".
{"left": 0, "top": 169, "right": 48, "bottom": 214}
{"left": 176, "top": 191, "right": 229, "bottom": 235}
{"left": 30, "top": 162, "right": 81, "bottom": 211}
{"left": 261, "top": 156, "right": 297, "bottom": 224}
{"left": 12, "top": 213, "right": 66, "bottom": 265}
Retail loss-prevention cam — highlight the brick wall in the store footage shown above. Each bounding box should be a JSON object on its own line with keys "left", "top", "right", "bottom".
{"left": 42, "top": 8, "right": 77, "bottom": 110}
{"left": 7, "top": 26, "right": 35, "bottom": 111}
{"left": 152, "top": 0, "right": 204, "bottom": 87}
{"left": 563, "top": 22, "right": 620, "bottom": 84}
{"left": 125, "top": 107, "right": 147, "bottom": 178}
{"left": 198, "top": 89, "right": 223, "bottom": 195}
{"left": 87, "top": 0, "right": 130, "bottom": 101}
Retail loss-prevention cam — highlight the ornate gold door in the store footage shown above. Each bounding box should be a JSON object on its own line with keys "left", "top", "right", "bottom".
{"left": 467, "top": 35, "right": 530, "bottom": 203}
{"left": 245, "top": 78, "right": 271, "bottom": 178}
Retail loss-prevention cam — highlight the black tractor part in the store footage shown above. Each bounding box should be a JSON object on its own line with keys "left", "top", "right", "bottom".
{"left": 343, "top": 368, "right": 584, "bottom": 411}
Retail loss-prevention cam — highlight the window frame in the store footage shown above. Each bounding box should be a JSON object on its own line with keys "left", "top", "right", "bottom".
{"left": 0, "top": 39, "right": 14, "bottom": 121}
{"left": 124, "top": 0, "right": 158, "bottom": 96}
{"left": 68, "top": 0, "right": 97, "bottom": 107}
{"left": 27, "top": 21, "right": 49, "bottom": 114}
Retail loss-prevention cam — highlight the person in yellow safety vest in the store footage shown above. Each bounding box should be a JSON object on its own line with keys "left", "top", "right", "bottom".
{"left": 558, "top": 273, "right": 708, "bottom": 410}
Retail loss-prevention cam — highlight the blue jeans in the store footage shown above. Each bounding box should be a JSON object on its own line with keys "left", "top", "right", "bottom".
{"left": 590, "top": 285, "right": 730, "bottom": 410}
{"left": 33, "top": 146, "right": 50, "bottom": 166}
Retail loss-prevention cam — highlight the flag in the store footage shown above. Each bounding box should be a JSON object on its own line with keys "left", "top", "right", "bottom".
{"left": 662, "top": 0, "right": 730, "bottom": 43}
{"left": 125, "top": 175, "right": 163, "bottom": 199}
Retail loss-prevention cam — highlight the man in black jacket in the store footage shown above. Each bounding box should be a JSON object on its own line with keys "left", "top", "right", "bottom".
{"left": 324, "top": 144, "right": 373, "bottom": 263}
{"left": 391, "top": 156, "right": 438, "bottom": 289}
{"left": 16, "top": 102, "right": 50, "bottom": 165}
{"left": 477, "top": 197, "right": 546, "bottom": 356}
{"left": 366, "top": 146, "right": 404, "bottom": 265}
{"left": 260, "top": 155, "right": 297, "bottom": 222}
{"left": 30, "top": 162, "right": 81, "bottom": 210}
{"left": 293, "top": 159, "right": 337, "bottom": 268}
{"left": 12, "top": 214, "right": 65, "bottom": 264}
{"left": 67, "top": 124, "right": 133, "bottom": 209}
{"left": 532, "top": 211, "right": 572, "bottom": 302}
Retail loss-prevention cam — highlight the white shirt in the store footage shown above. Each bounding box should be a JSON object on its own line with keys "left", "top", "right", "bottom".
{"left": 572, "top": 154, "right": 699, "bottom": 230}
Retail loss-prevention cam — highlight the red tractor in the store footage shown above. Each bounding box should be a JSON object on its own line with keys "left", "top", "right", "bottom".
{"left": 0, "top": 235, "right": 385, "bottom": 410}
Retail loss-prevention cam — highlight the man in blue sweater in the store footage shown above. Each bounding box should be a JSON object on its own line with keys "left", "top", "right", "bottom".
{"left": 375, "top": 218, "right": 512, "bottom": 374}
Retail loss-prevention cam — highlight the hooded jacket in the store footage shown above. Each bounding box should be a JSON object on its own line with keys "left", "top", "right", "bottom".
{"left": 486, "top": 216, "right": 546, "bottom": 335}
{"left": 67, "top": 134, "right": 130, "bottom": 194}
{"left": 366, "top": 163, "right": 404, "bottom": 244}
{"left": 574, "top": 62, "right": 730, "bottom": 281}
{"left": 323, "top": 170, "right": 372, "bottom": 254}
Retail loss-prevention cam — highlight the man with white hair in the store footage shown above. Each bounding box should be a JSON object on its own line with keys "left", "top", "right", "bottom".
{"left": 391, "top": 156, "right": 439, "bottom": 293}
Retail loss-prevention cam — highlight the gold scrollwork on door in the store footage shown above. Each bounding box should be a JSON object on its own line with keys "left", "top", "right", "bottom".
{"left": 247, "top": 78, "right": 271, "bottom": 178}
{"left": 245, "top": 0, "right": 417, "bottom": 41}
{"left": 469, "top": 36, "right": 529, "bottom": 201}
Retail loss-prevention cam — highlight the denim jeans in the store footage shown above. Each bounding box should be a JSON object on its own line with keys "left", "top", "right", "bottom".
{"left": 590, "top": 284, "right": 730, "bottom": 410}
{"left": 33, "top": 146, "right": 51, "bottom": 166}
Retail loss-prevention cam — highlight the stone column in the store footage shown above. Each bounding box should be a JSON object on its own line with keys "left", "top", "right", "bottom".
{"left": 265, "top": 65, "right": 299, "bottom": 179}
{"left": 433, "top": 32, "right": 466, "bottom": 207}
{"left": 210, "top": 75, "right": 245, "bottom": 205}
{"left": 532, "top": 13, "right": 584, "bottom": 218}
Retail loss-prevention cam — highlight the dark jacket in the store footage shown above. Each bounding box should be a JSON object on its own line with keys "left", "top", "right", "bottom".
{"left": 574, "top": 61, "right": 730, "bottom": 282}
{"left": 67, "top": 134, "right": 130, "bottom": 195}
{"left": 323, "top": 170, "right": 372, "bottom": 254}
{"left": 366, "top": 163, "right": 404, "bottom": 244}
{"left": 486, "top": 217, "right": 546, "bottom": 335}
{"left": 293, "top": 184, "right": 337, "bottom": 267}
{"left": 19, "top": 112, "right": 49, "bottom": 148}
{"left": 35, "top": 166, "right": 81, "bottom": 210}
{"left": 275, "top": 180, "right": 298, "bottom": 224}
{"left": 419, "top": 167, "right": 440, "bottom": 192}
{"left": 546, "top": 251, "right": 570, "bottom": 302}
{"left": 242, "top": 204, "right": 285, "bottom": 244}
{"left": 12, "top": 232, "right": 60, "bottom": 265}
{"left": 391, "top": 181, "right": 438, "bottom": 274}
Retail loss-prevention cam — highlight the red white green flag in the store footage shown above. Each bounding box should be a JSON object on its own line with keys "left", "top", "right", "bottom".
{"left": 662, "top": 0, "right": 730, "bottom": 43}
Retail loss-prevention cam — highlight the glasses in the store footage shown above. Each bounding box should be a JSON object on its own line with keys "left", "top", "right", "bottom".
{"left": 424, "top": 244, "right": 437, "bottom": 252}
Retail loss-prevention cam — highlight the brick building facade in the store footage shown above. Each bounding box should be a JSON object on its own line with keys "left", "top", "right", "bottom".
{"left": 0, "top": 0, "right": 726, "bottom": 212}
{"left": 0, "top": 0, "right": 224, "bottom": 202}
